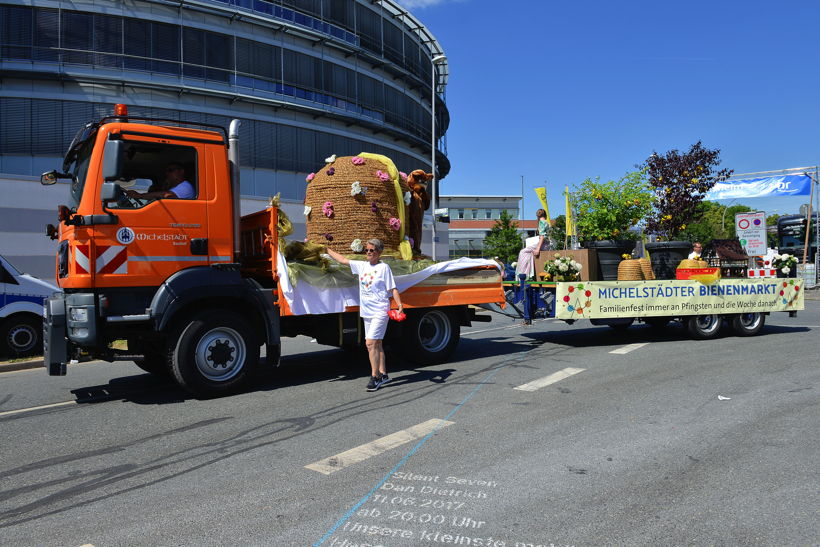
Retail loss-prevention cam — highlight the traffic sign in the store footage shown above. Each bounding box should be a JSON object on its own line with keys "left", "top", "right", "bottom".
{"left": 735, "top": 211, "right": 767, "bottom": 255}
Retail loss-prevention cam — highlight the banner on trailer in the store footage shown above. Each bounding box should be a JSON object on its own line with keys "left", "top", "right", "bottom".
{"left": 707, "top": 174, "right": 812, "bottom": 199}
{"left": 555, "top": 279, "right": 804, "bottom": 320}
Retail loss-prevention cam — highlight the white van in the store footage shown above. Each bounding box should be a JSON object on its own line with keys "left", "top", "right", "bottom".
{"left": 1, "top": 255, "right": 60, "bottom": 357}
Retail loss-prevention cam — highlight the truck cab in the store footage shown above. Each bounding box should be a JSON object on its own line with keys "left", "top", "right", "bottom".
{"left": 41, "top": 105, "right": 279, "bottom": 395}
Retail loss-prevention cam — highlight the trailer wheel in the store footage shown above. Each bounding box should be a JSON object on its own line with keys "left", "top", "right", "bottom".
{"left": 731, "top": 313, "right": 765, "bottom": 336}
{"left": 686, "top": 314, "right": 722, "bottom": 339}
{"left": 171, "top": 310, "right": 260, "bottom": 396}
{"left": 402, "top": 309, "right": 460, "bottom": 365}
{"left": 1, "top": 315, "right": 42, "bottom": 357}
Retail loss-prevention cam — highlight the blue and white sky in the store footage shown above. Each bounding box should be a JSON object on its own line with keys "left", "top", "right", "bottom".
{"left": 400, "top": 0, "right": 819, "bottom": 219}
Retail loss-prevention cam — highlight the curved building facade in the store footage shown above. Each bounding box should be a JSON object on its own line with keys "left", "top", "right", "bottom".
{"left": 0, "top": 0, "right": 450, "bottom": 277}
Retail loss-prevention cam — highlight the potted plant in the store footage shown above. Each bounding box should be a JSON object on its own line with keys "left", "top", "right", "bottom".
{"left": 543, "top": 253, "right": 583, "bottom": 282}
{"left": 573, "top": 171, "right": 653, "bottom": 280}
{"left": 642, "top": 141, "right": 733, "bottom": 278}
{"left": 772, "top": 252, "right": 798, "bottom": 278}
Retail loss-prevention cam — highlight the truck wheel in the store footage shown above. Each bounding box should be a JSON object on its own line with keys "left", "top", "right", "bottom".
{"left": 686, "top": 314, "right": 722, "bottom": 339}
{"left": 731, "top": 313, "right": 765, "bottom": 336}
{"left": 171, "top": 310, "right": 260, "bottom": 396}
{"left": 402, "top": 309, "right": 460, "bottom": 364}
{"left": 1, "top": 315, "right": 42, "bottom": 357}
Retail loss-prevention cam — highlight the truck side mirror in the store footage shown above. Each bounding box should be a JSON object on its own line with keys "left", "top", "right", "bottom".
{"left": 40, "top": 170, "right": 71, "bottom": 185}
{"left": 101, "top": 181, "right": 124, "bottom": 202}
{"left": 101, "top": 139, "right": 125, "bottom": 181}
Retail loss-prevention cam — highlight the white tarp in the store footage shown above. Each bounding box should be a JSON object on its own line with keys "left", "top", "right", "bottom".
{"left": 277, "top": 254, "right": 500, "bottom": 315}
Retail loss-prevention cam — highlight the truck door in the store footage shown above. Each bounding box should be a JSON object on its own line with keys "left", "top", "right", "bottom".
{"left": 95, "top": 137, "right": 214, "bottom": 288}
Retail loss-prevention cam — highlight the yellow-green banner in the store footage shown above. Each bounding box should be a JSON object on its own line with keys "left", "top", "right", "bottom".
{"left": 534, "top": 187, "right": 549, "bottom": 219}
{"left": 555, "top": 278, "right": 804, "bottom": 320}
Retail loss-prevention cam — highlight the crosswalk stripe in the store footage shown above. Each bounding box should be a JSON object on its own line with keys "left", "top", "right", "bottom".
{"left": 610, "top": 342, "right": 649, "bottom": 354}
{"left": 305, "top": 418, "right": 455, "bottom": 475}
{"left": 514, "top": 367, "right": 585, "bottom": 392}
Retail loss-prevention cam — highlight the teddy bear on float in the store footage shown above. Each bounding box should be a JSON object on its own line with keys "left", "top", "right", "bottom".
{"left": 406, "top": 169, "right": 433, "bottom": 256}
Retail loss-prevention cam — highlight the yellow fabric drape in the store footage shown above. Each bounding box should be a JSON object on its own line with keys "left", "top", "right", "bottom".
{"left": 564, "top": 185, "right": 574, "bottom": 239}
{"left": 358, "top": 152, "right": 413, "bottom": 260}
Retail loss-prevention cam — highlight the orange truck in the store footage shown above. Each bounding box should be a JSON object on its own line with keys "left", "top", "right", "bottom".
{"left": 40, "top": 105, "right": 504, "bottom": 396}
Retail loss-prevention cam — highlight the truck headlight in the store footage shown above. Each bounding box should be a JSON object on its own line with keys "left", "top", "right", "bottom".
{"left": 69, "top": 307, "right": 88, "bottom": 322}
{"left": 71, "top": 327, "right": 89, "bottom": 338}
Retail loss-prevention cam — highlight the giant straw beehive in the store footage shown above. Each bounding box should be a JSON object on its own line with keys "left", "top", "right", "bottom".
{"left": 304, "top": 154, "right": 412, "bottom": 257}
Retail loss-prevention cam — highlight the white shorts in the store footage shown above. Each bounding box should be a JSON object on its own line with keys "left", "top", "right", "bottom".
{"left": 363, "top": 314, "right": 389, "bottom": 340}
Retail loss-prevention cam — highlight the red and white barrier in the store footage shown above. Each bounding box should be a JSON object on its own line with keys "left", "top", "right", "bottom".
{"left": 747, "top": 268, "right": 776, "bottom": 278}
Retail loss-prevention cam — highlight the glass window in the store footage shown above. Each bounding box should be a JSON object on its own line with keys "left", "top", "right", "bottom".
{"left": 456, "top": 209, "right": 464, "bottom": 219}
{"left": 484, "top": 209, "right": 492, "bottom": 219}
{"left": 106, "top": 143, "right": 198, "bottom": 209}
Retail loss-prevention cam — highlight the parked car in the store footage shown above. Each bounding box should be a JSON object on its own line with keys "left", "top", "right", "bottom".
{"left": 1, "top": 255, "right": 59, "bottom": 358}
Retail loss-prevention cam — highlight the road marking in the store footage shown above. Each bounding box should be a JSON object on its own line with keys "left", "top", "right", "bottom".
{"left": 305, "top": 418, "right": 455, "bottom": 475}
{"left": 610, "top": 342, "right": 649, "bottom": 354}
{"left": 514, "top": 367, "right": 585, "bottom": 392}
{"left": 0, "top": 400, "right": 77, "bottom": 417}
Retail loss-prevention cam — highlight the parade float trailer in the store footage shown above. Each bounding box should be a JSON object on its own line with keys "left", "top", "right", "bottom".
{"left": 38, "top": 105, "right": 504, "bottom": 397}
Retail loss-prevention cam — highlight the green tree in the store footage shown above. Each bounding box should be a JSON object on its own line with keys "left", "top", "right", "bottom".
{"left": 678, "top": 201, "right": 751, "bottom": 245}
{"left": 766, "top": 213, "right": 781, "bottom": 249}
{"left": 483, "top": 210, "right": 522, "bottom": 263}
{"left": 573, "top": 170, "right": 654, "bottom": 241}
{"left": 551, "top": 214, "right": 567, "bottom": 250}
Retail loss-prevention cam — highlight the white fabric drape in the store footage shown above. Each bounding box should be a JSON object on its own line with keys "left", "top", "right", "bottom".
{"left": 277, "top": 254, "right": 500, "bottom": 315}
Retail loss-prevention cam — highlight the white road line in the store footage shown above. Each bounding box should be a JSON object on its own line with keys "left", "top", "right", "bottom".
{"left": 514, "top": 367, "right": 585, "bottom": 392}
{"left": 0, "top": 400, "right": 77, "bottom": 417}
{"left": 610, "top": 343, "right": 649, "bottom": 355}
{"left": 305, "top": 418, "right": 455, "bottom": 475}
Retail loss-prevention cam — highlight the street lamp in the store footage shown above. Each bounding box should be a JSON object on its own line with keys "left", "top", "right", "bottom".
{"left": 430, "top": 54, "right": 447, "bottom": 260}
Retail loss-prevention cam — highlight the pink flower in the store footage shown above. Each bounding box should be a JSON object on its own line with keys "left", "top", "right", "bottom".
{"left": 376, "top": 170, "right": 390, "bottom": 182}
{"left": 306, "top": 173, "right": 315, "bottom": 182}
{"left": 389, "top": 217, "right": 401, "bottom": 231}
{"left": 322, "top": 201, "right": 334, "bottom": 218}
{"left": 351, "top": 156, "right": 365, "bottom": 165}
{"left": 399, "top": 171, "right": 408, "bottom": 181}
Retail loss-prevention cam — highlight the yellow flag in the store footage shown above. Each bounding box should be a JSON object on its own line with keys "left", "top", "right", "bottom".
{"left": 564, "top": 186, "right": 574, "bottom": 238}
{"left": 534, "top": 187, "right": 549, "bottom": 219}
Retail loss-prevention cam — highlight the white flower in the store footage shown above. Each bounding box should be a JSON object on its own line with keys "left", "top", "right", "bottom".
{"left": 324, "top": 154, "right": 337, "bottom": 164}
{"left": 782, "top": 266, "right": 790, "bottom": 274}
{"left": 554, "top": 259, "right": 561, "bottom": 266}
{"left": 511, "top": 261, "right": 518, "bottom": 268}
{"left": 404, "top": 191, "right": 411, "bottom": 205}
{"left": 303, "top": 205, "right": 312, "bottom": 216}
{"left": 773, "top": 253, "right": 781, "bottom": 261}
{"left": 350, "top": 239, "right": 364, "bottom": 252}
{"left": 559, "top": 263, "right": 568, "bottom": 272}
{"left": 576, "top": 263, "right": 583, "bottom": 271}
{"left": 350, "top": 181, "right": 362, "bottom": 196}
{"left": 570, "top": 260, "right": 579, "bottom": 269}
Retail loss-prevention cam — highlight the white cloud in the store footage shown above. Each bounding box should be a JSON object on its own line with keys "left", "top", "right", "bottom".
{"left": 396, "top": 0, "right": 461, "bottom": 9}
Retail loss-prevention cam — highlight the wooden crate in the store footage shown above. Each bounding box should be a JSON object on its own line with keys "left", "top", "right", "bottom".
{"left": 535, "top": 249, "right": 598, "bottom": 281}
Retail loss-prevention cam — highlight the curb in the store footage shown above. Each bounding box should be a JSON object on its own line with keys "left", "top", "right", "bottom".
{"left": 0, "top": 359, "right": 44, "bottom": 373}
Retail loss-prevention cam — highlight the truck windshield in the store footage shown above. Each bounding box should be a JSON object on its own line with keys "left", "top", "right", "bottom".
{"left": 63, "top": 123, "right": 98, "bottom": 207}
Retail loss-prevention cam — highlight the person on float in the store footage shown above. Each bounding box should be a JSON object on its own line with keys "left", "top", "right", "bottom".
{"left": 515, "top": 208, "right": 551, "bottom": 281}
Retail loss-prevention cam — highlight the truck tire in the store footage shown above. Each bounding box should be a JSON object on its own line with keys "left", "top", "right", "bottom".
{"left": 1, "top": 315, "right": 42, "bottom": 357}
{"left": 402, "top": 309, "right": 460, "bottom": 365}
{"left": 686, "top": 314, "right": 722, "bottom": 339}
{"left": 730, "top": 312, "right": 765, "bottom": 336}
{"left": 171, "top": 310, "right": 260, "bottom": 397}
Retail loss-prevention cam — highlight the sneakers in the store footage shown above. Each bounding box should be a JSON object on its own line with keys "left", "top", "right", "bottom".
{"left": 366, "top": 374, "right": 391, "bottom": 392}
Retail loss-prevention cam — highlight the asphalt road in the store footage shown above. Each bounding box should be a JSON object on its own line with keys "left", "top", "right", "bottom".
{"left": 0, "top": 304, "right": 818, "bottom": 546}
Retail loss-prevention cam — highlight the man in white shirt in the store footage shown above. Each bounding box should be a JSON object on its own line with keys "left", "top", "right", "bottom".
{"left": 127, "top": 163, "right": 195, "bottom": 200}
{"left": 688, "top": 242, "right": 703, "bottom": 259}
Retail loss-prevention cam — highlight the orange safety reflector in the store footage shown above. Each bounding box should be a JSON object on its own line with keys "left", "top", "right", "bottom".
{"left": 114, "top": 103, "right": 128, "bottom": 116}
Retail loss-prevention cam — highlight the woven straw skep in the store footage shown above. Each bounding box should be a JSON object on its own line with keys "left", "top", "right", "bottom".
{"left": 617, "top": 259, "right": 644, "bottom": 281}
{"left": 638, "top": 257, "right": 655, "bottom": 280}
{"left": 304, "top": 156, "right": 410, "bottom": 256}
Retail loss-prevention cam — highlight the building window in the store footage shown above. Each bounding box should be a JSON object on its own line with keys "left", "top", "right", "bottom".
{"left": 484, "top": 209, "right": 492, "bottom": 219}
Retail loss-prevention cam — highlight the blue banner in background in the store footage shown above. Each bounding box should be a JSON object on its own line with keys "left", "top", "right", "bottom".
{"left": 707, "top": 174, "right": 813, "bottom": 199}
